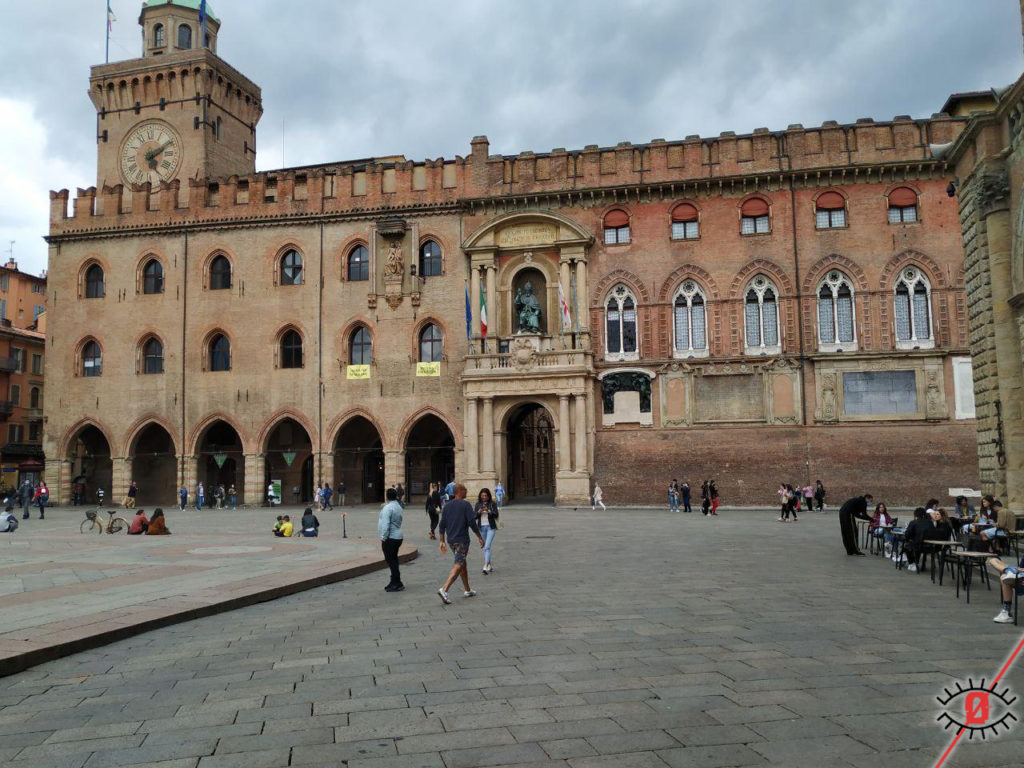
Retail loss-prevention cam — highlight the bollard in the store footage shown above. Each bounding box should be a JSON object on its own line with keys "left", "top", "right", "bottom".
{"left": 342, "top": 512, "right": 347, "bottom": 538}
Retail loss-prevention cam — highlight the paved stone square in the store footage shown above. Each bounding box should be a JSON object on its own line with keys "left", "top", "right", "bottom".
{"left": 1, "top": 505, "right": 1022, "bottom": 767}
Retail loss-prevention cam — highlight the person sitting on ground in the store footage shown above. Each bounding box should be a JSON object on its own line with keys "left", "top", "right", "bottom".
{"left": 274, "top": 515, "right": 294, "bottom": 538}
{"left": 988, "top": 555, "right": 1024, "bottom": 623}
{"left": 300, "top": 507, "right": 320, "bottom": 537}
{"left": 0, "top": 506, "right": 18, "bottom": 533}
{"left": 902, "top": 507, "right": 935, "bottom": 573}
{"left": 145, "top": 508, "right": 171, "bottom": 535}
{"left": 272, "top": 515, "right": 283, "bottom": 535}
{"left": 127, "top": 509, "right": 149, "bottom": 535}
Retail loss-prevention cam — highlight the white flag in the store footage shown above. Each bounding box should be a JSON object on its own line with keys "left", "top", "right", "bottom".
{"left": 557, "top": 281, "right": 572, "bottom": 332}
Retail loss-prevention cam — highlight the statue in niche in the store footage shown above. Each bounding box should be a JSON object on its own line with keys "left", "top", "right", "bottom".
{"left": 820, "top": 373, "right": 837, "bottom": 422}
{"left": 383, "top": 240, "right": 403, "bottom": 278}
{"left": 514, "top": 281, "right": 543, "bottom": 334}
{"left": 601, "top": 373, "right": 651, "bottom": 414}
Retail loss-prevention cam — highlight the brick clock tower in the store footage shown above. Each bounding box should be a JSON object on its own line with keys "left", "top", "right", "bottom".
{"left": 89, "top": 0, "right": 262, "bottom": 189}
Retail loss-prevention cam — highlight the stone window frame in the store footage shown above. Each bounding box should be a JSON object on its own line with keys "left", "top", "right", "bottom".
{"left": 670, "top": 201, "right": 701, "bottom": 241}
{"left": 349, "top": 325, "right": 373, "bottom": 366}
{"left": 29, "top": 386, "right": 41, "bottom": 410}
{"left": 275, "top": 326, "right": 305, "bottom": 370}
{"left": 743, "top": 275, "right": 781, "bottom": 356}
{"left": 814, "top": 357, "right": 947, "bottom": 423}
{"left": 816, "top": 270, "right": 857, "bottom": 353}
{"left": 204, "top": 329, "right": 232, "bottom": 373}
{"left": 416, "top": 318, "right": 446, "bottom": 363}
{"left": 205, "top": 251, "right": 233, "bottom": 291}
{"left": 80, "top": 259, "right": 107, "bottom": 300}
{"left": 671, "top": 279, "right": 709, "bottom": 358}
{"left": 887, "top": 186, "right": 920, "bottom": 225}
{"left": 739, "top": 196, "right": 772, "bottom": 236}
{"left": 604, "top": 284, "right": 640, "bottom": 362}
{"left": 138, "top": 334, "right": 165, "bottom": 375}
{"left": 893, "top": 266, "right": 934, "bottom": 350}
{"left": 602, "top": 208, "right": 632, "bottom": 245}
{"left": 138, "top": 255, "right": 166, "bottom": 295}
{"left": 813, "top": 189, "right": 848, "bottom": 230}
{"left": 177, "top": 23, "right": 192, "bottom": 50}
{"left": 418, "top": 237, "right": 444, "bottom": 278}
{"left": 153, "top": 23, "right": 165, "bottom": 48}
{"left": 76, "top": 337, "right": 103, "bottom": 378}
{"left": 276, "top": 246, "right": 304, "bottom": 287}
{"left": 346, "top": 243, "right": 370, "bottom": 282}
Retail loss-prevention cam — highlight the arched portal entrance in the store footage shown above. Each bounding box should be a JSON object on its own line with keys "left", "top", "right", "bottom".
{"left": 265, "top": 418, "right": 313, "bottom": 504}
{"left": 405, "top": 414, "right": 455, "bottom": 501}
{"left": 197, "top": 420, "right": 245, "bottom": 502}
{"left": 506, "top": 403, "right": 556, "bottom": 502}
{"left": 67, "top": 425, "right": 113, "bottom": 504}
{"left": 130, "top": 424, "right": 176, "bottom": 506}
{"left": 334, "top": 416, "right": 385, "bottom": 505}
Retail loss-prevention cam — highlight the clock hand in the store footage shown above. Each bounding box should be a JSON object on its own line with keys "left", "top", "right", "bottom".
{"left": 144, "top": 140, "right": 174, "bottom": 162}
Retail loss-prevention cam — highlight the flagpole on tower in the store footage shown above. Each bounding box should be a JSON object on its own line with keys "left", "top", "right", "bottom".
{"left": 105, "top": 1, "right": 114, "bottom": 64}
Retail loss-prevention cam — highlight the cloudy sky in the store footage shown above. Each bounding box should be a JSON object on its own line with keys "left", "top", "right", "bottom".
{"left": 0, "top": 0, "right": 1020, "bottom": 275}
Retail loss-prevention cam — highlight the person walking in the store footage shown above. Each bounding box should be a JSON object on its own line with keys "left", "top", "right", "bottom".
{"left": 378, "top": 489, "right": 404, "bottom": 591}
{"left": 323, "top": 482, "right": 334, "bottom": 511}
{"left": 475, "top": 488, "right": 500, "bottom": 575}
{"left": 125, "top": 480, "right": 138, "bottom": 509}
{"left": 19, "top": 479, "right": 32, "bottom": 520}
{"left": 814, "top": 480, "right": 826, "bottom": 511}
{"left": 315, "top": 482, "right": 324, "bottom": 511}
{"left": 592, "top": 483, "right": 607, "bottom": 511}
{"left": 668, "top": 479, "right": 680, "bottom": 512}
{"left": 494, "top": 480, "right": 505, "bottom": 509}
{"left": 228, "top": 484, "right": 237, "bottom": 510}
{"left": 838, "top": 493, "right": 873, "bottom": 555}
{"left": 802, "top": 483, "right": 814, "bottom": 511}
{"left": 338, "top": 480, "right": 346, "bottom": 507}
{"left": 437, "top": 483, "right": 484, "bottom": 604}
{"left": 425, "top": 482, "right": 441, "bottom": 540}
{"left": 35, "top": 482, "right": 48, "bottom": 519}
{"left": 196, "top": 482, "right": 205, "bottom": 511}
{"left": 266, "top": 482, "right": 276, "bottom": 507}
{"left": 709, "top": 479, "right": 720, "bottom": 515}
{"left": 178, "top": 486, "right": 188, "bottom": 511}
{"left": 681, "top": 481, "right": 692, "bottom": 513}
{"left": 215, "top": 484, "right": 225, "bottom": 509}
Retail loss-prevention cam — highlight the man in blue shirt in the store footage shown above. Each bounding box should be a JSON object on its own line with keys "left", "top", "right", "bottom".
{"left": 378, "top": 488, "right": 405, "bottom": 592}
{"left": 438, "top": 483, "right": 485, "bottom": 604}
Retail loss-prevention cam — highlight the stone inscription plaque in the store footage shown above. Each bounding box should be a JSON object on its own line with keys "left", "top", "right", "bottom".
{"left": 694, "top": 374, "right": 764, "bottom": 422}
{"left": 497, "top": 224, "right": 557, "bottom": 248}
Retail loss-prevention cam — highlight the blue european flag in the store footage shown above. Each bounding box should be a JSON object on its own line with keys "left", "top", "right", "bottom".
{"left": 464, "top": 283, "right": 472, "bottom": 341}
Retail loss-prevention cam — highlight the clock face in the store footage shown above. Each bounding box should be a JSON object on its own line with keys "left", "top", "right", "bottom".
{"left": 119, "top": 121, "right": 182, "bottom": 186}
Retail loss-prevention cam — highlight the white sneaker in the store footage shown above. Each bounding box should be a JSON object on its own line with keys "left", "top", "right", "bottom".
{"left": 994, "top": 609, "right": 1014, "bottom": 624}
{"left": 463, "top": 589, "right": 476, "bottom": 598}
{"left": 438, "top": 588, "right": 451, "bottom": 605}
{"left": 906, "top": 564, "right": 917, "bottom": 573}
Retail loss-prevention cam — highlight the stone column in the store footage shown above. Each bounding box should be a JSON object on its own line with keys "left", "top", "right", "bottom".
{"left": 384, "top": 450, "right": 405, "bottom": 490}
{"left": 486, "top": 265, "right": 498, "bottom": 353}
{"left": 574, "top": 392, "right": 587, "bottom": 473}
{"left": 111, "top": 457, "right": 131, "bottom": 504}
{"left": 465, "top": 397, "right": 479, "bottom": 474}
{"left": 557, "top": 394, "right": 571, "bottom": 473}
{"left": 575, "top": 257, "right": 589, "bottom": 338}
{"left": 243, "top": 453, "right": 261, "bottom": 506}
{"left": 482, "top": 397, "right": 495, "bottom": 473}
{"left": 49, "top": 458, "right": 71, "bottom": 505}
{"left": 470, "top": 266, "right": 482, "bottom": 346}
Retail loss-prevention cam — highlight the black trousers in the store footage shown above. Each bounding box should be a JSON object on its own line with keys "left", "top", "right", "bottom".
{"left": 427, "top": 510, "right": 439, "bottom": 533}
{"left": 382, "top": 538, "right": 402, "bottom": 586}
{"left": 839, "top": 511, "right": 860, "bottom": 554}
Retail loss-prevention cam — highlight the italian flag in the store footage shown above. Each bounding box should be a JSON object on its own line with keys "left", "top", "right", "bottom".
{"left": 480, "top": 284, "right": 488, "bottom": 338}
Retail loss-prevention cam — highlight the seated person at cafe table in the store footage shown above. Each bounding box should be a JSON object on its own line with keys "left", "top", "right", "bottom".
{"left": 902, "top": 507, "right": 936, "bottom": 573}
{"left": 988, "top": 555, "right": 1024, "bottom": 624}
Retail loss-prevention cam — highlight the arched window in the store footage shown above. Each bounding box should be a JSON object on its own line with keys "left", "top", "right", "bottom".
{"left": 177, "top": 24, "right": 192, "bottom": 49}
{"left": 350, "top": 326, "right": 372, "bottom": 365}
{"left": 419, "top": 324, "right": 443, "bottom": 362}
{"left": 673, "top": 280, "right": 707, "bottom": 356}
{"left": 280, "top": 329, "right": 303, "bottom": 368}
{"left": 817, "top": 271, "right": 855, "bottom": 349}
{"left": 815, "top": 191, "right": 846, "bottom": 229}
{"left": 209, "top": 334, "right": 230, "bottom": 372}
{"left": 29, "top": 387, "right": 41, "bottom": 409}
{"left": 279, "top": 249, "right": 303, "bottom": 285}
{"left": 605, "top": 284, "right": 638, "bottom": 360}
{"left": 743, "top": 276, "right": 780, "bottom": 353}
{"left": 888, "top": 187, "right": 918, "bottom": 223}
{"left": 348, "top": 245, "right": 369, "bottom": 282}
{"left": 894, "top": 267, "right": 933, "bottom": 347}
{"left": 603, "top": 210, "right": 631, "bottom": 245}
{"left": 85, "top": 264, "right": 105, "bottom": 299}
{"left": 142, "top": 337, "right": 164, "bottom": 374}
{"left": 153, "top": 24, "right": 165, "bottom": 47}
{"left": 419, "top": 240, "right": 442, "bottom": 277}
{"left": 671, "top": 203, "right": 699, "bottom": 240}
{"left": 209, "top": 255, "right": 231, "bottom": 290}
{"left": 82, "top": 340, "right": 102, "bottom": 377}
{"left": 741, "top": 198, "right": 771, "bottom": 235}
{"left": 142, "top": 259, "right": 164, "bottom": 294}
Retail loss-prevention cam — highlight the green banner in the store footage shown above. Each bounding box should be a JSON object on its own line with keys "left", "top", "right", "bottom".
{"left": 213, "top": 453, "right": 227, "bottom": 468}
{"left": 283, "top": 451, "right": 297, "bottom": 467}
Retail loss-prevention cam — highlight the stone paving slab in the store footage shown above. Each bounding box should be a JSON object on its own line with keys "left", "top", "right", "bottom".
{"left": 1, "top": 505, "right": 1023, "bottom": 767}
{"left": 0, "top": 504, "right": 416, "bottom": 676}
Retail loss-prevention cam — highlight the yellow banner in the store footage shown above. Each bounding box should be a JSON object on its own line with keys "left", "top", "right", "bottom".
{"left": 347, "top": 365, "right": 371, "bottom": 380}
{"left": 416, "top": 361, "right": 441, "bottom": 377}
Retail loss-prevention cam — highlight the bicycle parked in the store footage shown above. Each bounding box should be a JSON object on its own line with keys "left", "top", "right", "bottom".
{"left": 80, "top": 508, "right": 131, "bottom": 534}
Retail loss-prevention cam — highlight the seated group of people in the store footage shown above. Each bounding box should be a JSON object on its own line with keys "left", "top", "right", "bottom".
{"left": 272, "top": 508, "right": 320, "bottom": 538}
{"left": 127, "top": 508, "right": 171, "bottom": 535}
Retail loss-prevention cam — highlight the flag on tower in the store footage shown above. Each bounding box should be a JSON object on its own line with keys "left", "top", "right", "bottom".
{"left": 199, "top": 0, "right": 208, "bottom": 46}
{"left": 464, "top": 282, "right": 472, "bottom": 341}
{"left": 480, "top": 284, "right": 488, "bottom": 339}
{"left": 557, "top": 281, "right": 573, "bottom": 332}
{"left": 107, "top": 2, "right": 116, "bottom": 32}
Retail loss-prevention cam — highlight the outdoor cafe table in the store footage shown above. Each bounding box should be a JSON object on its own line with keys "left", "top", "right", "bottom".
{"left": 922, "top": 539, "right": 962, "bottom": 584}
{"left": 946, "top": 550, "right": 993, "bottom": 603}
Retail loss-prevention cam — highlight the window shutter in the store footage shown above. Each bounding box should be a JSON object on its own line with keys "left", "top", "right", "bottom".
{"left": 816, "top": 191, "right": 844, "bottom": 210}
{"left": 741, "top": 198, "right": 769, "bottom": 217}
{"left": 888, "top": 187, "right": 917, "bottom": 207}
{"left": 604, "top": 210, "right": 629, "bottom": 228}
{"left": 671, "top": 203, "right": 699, "bottom": 222}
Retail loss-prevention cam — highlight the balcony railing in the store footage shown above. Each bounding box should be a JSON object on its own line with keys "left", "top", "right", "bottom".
{"left": 0, "top": 357, "right": 17, "bottom": 373}
{"left": 0, "top": 401, "right": 14, "bottom": 418}
{"left": 27, "top": 407, "right": 43, "bottom": 422}
{"left": 464, "top": 347, "right": 592, "bottom": 374}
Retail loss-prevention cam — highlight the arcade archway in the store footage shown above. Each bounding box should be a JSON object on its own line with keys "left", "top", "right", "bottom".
{"left": 197, "top": 420, "right": 244, "bottom": 501}
{"left": 264, "top": 417, "right": 313, "bottom": 504}
{"left": 130, "top": 423, "right": 177, "bottom": 506}
{"left": 405, "top": 414, "right": 455, "bottom": 501}
{"left": 67, "top": 425, "right": 113, "bottom": 505}
{"left": 334, "top": 416, "right": 385, "bottom": 505}
{"left": 506, "top": 403, "right": 556, "bottom": 502}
